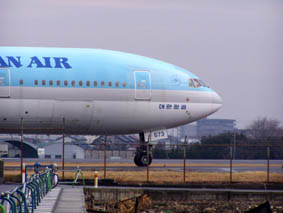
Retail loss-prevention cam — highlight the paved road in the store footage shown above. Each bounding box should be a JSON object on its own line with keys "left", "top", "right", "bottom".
{"left": 54, "top": 187, "right": 85, "bottom": 213}
{"left": 3, "top": 158, "right": 283, "bottom": 173}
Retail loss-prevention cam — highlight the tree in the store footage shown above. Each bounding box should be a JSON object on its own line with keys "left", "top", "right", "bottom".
{"left": 188, "top": 133, "right": 232, "bottom": 159}
{"left": 152, "top": 142, "right": 168, "bottom": 159}
{"left": 168, "top": 145, "right": 183, "bottom": 159}
{"left": 247, "top": 117, "right": 282, "bottom": 141}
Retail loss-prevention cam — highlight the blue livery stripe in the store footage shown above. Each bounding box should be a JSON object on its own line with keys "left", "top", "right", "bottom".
{"left": 0, "top": 47, "right": 213, "bottom": 92}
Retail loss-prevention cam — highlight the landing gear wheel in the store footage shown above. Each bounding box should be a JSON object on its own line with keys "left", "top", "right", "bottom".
{"left": 134, "top": 153, "right": 152, "bottom": 167}
{"left": 134, "top": 132, "right": 153, "bottom": 167}
{"left": 134, "top": 154, "right": 141, "bottom": 166}
{"left": 140, "top": 154, "right": 152, "bottom": 166}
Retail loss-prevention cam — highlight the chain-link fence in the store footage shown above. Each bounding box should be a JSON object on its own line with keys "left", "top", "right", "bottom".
{"left": 1, "top": 118, "right": 282, "bottom": 184}
{"left": 79, "top": 141, "right": 283, "bottom": 183}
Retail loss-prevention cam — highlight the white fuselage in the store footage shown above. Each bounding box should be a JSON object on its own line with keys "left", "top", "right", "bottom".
{"left": 0, "top": 47, "right": 222, "bottom": 135}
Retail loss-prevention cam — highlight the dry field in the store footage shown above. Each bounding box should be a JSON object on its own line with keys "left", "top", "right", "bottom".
{"left": 4, "top": 161, "right": 282, "bottom": 168}
{"left": 4, "top": 161, "right": 283, "bottom": 183}
{"left": 4, "top": 170, "right": 283, "bottom": 183}
{"left": 88, "top": 170, "right": 283, "bottom": 183}
{"left": 5, "top": 162, "right": 283, "bottom": 184}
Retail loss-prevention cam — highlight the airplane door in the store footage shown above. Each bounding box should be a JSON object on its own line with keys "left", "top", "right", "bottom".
{"left": 134, "top": 71, "right": 151, "bottom": 100}
{"left": 0, "top": 68, "right": 10, "bottom": 98}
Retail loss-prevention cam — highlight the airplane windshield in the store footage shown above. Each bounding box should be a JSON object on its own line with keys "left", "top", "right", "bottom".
{"left": 188, "top": 78, "right": 207, "bottom": 88}
{"left": 193, "top": 79, "right": 201, "bottom": 88}
{"left": 198, "top": 79, "right": 207, "bottom": 87}
{"left": 188, "top": 79, "right": 194, "bottom": 88}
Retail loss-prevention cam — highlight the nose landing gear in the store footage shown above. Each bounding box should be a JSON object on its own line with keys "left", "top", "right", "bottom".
{"left": 134, "top": 133, "right": 152, "bottom": 167}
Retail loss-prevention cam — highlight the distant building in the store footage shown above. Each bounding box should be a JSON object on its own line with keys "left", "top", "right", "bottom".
{"left": 167, "top": 124, "right": 198, "bottom": 141}
{"left": 197, "top": 118, "right": 236, "bottom": 138}
{"left": 83, "top": 135, "right": 137, "bottom": 159}
{"left": 182, "top": 124, "right": 198, "bottom": 139}
{"left": 0, "top": 140, "right": 37, "bottom": 158}
{"left": 93, "top": 135, "right": 137, "bottom": 143}
{"left": 0, "top": 143, "right": 8, "bottom": 157}
{"left": 167, "top": 128, "right": 179, "bottom": 138}
{"left": 84, "top": 149, "right": 135, "bottom": 160}
{"left": 44, "top": 143, "right": 85, "bottom": 159}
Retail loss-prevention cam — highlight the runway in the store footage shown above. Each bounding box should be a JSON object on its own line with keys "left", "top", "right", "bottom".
{"left": 3, "top": 158, "right": 283, "bottom": 173}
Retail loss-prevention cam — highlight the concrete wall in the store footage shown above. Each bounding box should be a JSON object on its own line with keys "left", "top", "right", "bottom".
{"left": 84, "top": 187, "right": 283, "bottom": 204}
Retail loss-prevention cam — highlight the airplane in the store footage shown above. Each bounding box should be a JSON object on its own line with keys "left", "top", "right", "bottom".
{"left": 0, "top": 47, "right": 222, "bottom": 166}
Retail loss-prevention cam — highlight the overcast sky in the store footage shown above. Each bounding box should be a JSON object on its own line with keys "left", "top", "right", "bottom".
{"left": 1, "top": 0, "right": 282, "bottom": 128}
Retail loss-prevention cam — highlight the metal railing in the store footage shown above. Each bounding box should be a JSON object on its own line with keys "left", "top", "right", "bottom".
{"left": 0, "top": 168, "right": 58, "bottom": 213}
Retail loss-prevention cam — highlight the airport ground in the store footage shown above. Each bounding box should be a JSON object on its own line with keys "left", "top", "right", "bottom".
{"left": 2, "top": 158, "right": 283, "bottom": 184}
{"left": 1, "top": 158, "right": 283, "bottom": 213}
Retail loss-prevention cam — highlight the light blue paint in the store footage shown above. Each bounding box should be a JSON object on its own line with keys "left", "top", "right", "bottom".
{"left": 0, "top": 47, "right": 213, "bottom": 92}
{"left": 0, "top": 70, "right": 9, "bottom": 86}
{"left": 134, "top": 71, "right": 151, "bottom": 90}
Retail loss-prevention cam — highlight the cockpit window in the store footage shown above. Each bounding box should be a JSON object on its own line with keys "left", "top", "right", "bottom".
{"left": 193, "top": 79, "right": 201, "bottom": 88}
{"left": 189, "top": 78, "right": 207, "bottom": 88}
{"left": 188, "top": 79, "right": 194, "bottom": 88}
{"left": 198, "top": 79, "right": 206, "bottom": 87}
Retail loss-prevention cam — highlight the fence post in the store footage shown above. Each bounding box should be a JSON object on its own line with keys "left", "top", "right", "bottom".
{"left": 267, "top": 143, "right": 270, "bottom": 183}
{"left": 233, "top": 129, "right": 236, "bottom": 159}
{"left": 22, "top": 163, "right": 26, "bottom": 184}
{"left": 62, "top": 118, "right": 65, "bottom": 180}
{"left": 146, "top": 133, "right": 151, "bottom": 183}
{"left": 104, "top": 136, "right": 107, "bottom": 179}
{"left": 230, "top": 143, "right": 233, "bottom": 184}
{"left": 20, "top": 117, "right": 24, "bottom": 179}
{"left": 183, "top": 136, "right": 187, "bottom": 183}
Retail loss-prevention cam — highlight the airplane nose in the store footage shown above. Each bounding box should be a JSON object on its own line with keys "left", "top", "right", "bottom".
{"left": 212, "top": 91, "right": 222, "bottom": 104}
{"left": 211, "top": 91, "right": 222, "bottom": 113}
